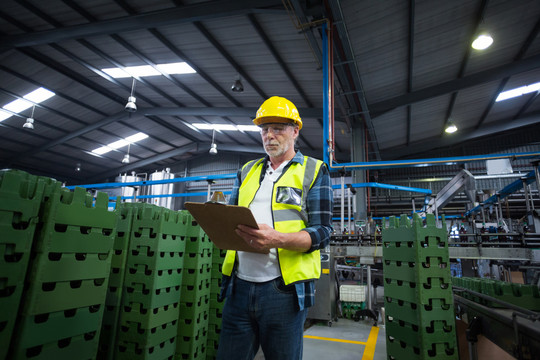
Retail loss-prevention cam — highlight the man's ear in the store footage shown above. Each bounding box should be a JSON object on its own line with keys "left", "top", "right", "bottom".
{"left": 292, "top": 126, "right": 300, "bottom": 138}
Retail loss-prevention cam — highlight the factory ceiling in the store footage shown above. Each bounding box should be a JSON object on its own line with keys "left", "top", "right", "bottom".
{"left": 0, "top": 0, "right": 539, "bottom": 184}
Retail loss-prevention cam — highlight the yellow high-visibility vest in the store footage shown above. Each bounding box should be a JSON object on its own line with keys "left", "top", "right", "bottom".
{"left": 222, "top": 156, "right": 323, "bottom": 285}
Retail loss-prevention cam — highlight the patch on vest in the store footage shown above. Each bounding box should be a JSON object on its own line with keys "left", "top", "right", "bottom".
{"left": 276, "top": 186, "right": 302, "bottom": 206}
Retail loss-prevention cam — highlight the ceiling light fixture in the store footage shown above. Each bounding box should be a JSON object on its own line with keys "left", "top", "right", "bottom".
{"left": 102, "top": 62, "right": 196, "bottom": 78}
{"left": 496, "top": 81, "right": 540, "bottom": 102}
{"left": 472, "top": 32, "right": 493, "bottom": 50}
{"left": 209, "top": 129, "right": 218, "bottom": 155}
{"left": 75, "top": 163, "right": 81, "bottom": 172}
{"left": 91, "top": 132, "right": 148, "bottom": 155}
{"left": 0, "top": 87, "right": 54, "bottom": 123}
{"left": 125, "top": 78, "right": 137, "bottom": 113}
{"left": 231, "top": 75, "right": 244, "bottom": 92}
{"left": 445, "top": 122, "right": 458, "bottom": 134}
{"left": 23, "top": 105, "right": 35, "bottom": 130}
{"left": 122, "top": 143, "right": 131, "bottom": 164}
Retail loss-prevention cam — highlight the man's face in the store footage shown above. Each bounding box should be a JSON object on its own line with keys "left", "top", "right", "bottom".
{"left": 260, "top": 123, "right": 298, "bottom": 158}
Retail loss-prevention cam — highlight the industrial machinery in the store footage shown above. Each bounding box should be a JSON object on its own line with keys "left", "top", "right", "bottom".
{"left": 308, "top": 247, "right": 337, "bottom": 326}
{"left": 105, "top": 171, "right": 146, "bottom": 202}
{"left": 146, "top": 168, "right": 175, "bottom": 209}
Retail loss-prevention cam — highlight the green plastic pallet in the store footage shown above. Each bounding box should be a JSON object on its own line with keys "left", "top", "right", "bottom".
{"left": 10, "top": 305, "right": 104, "bottom": 360}
{"left": 115, "top": 336, "right": 176, "bottom": 360}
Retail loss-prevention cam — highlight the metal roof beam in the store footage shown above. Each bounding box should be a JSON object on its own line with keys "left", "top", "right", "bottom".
{"left": 88, "top": 143, "right": 199, "bottom": 182}
{"left": 0, "top": 0, "right": 283, "bottom": 50}
{"left": 370, "top": 53, "right": 540, "bottom": 117}
{"left": 406, "top": 0, "right": 415, "bottom": 146}
{"left": 247, "top": 14, "right": 313, "bottom": 108}
{"left": 441, "top": 0, "right": 489, "bottom": 134}
{"left": 380, "top": 111, "right": 540, "bottom": 159}
{"left": 194, "top": 21, "right": 268, "bottom": 100}
{"left": 475, "top": 16, "right": 540, "bottom": 129}
{"left": 140, "top": 107, "right": 323, "bottom": 118}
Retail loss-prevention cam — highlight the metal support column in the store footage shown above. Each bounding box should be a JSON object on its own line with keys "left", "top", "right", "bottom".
{"left": 347, "top": 187, "right": 352, "bottom": 233}
{"left": 366, "top": 265, "right": 372, "bottom": 311}
{"left": 341, "top": 174, "right": 345, "bottom": 233}
{"left": 206, "top": 180, "right": 214, "bottom": 201}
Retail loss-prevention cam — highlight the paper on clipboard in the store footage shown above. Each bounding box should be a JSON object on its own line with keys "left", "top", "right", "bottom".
{"left": 184, "top": 202, "right": 268, "bottom": 254}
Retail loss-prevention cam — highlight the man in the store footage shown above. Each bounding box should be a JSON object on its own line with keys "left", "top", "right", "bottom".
{"left": 216, "top": 96, "right": 333, "bottom": 360}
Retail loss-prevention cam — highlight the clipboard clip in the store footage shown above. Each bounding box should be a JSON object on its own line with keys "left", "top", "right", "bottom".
{"left": 208, "top": 191, "right": 226, "bottom": 204}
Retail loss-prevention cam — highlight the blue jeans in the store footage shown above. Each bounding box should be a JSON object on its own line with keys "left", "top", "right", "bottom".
{"left": 216, "top": 276, "right": 307, "bottom": 360}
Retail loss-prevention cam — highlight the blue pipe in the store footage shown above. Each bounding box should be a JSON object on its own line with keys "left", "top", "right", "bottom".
{"left": 322, "top": 21, "right": 330, "bottom": 166}
{"left": 332, "top": 182, "right": 432, "bottom": 195}
{"left": 67, "top": 173, "right": 236, "bottom": 190}
{"left": 327, "top": 151, "right": 540, "bottom": 171}
{"left": 108, "top": 190, "right": 232, "bottom": 202}
{"left": 464, "top": 167, "right": 538, "bottom": 217}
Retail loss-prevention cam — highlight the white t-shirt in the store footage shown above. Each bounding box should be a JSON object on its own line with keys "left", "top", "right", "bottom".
{"left": 236, "top": 160, "right": 288, "bottom": 282}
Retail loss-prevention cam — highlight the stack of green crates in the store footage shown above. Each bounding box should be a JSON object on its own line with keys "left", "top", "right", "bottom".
{"left": 176, "top": 211, "right": 212, "bottom": 360}
{"left": 11, "top": 186, "right": 116, "bottom": 359}
{"left": 0, "top": 170, "right": 57, "bottom": 359}
{"left": 383, "top": 213, "right": 457, "bottom": 360}
{"left": 98, "top": 202, "right": 136, "bottom": 359}
{"left": 206, "top": 244, "right": 226, "bottom": 360}
{"left": 114, "top": 204, "right": 187, "bottom": 360}
{"left": 453, "top": 277, "right": 540, "bottom": 311}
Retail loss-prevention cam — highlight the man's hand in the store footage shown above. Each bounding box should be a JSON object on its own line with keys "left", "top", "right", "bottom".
{"left": 235, "top": 223, "right": 281, "bottom": 252}
{"left": 235, "top": 224, "right": 312, "bottom": 252}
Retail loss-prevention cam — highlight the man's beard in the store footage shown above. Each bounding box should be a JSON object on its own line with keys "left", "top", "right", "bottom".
{"left": 264, "top": 140, "right": 291, "bottom": 158}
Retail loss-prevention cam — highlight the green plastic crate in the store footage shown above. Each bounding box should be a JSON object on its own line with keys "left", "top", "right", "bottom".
{"left": 383, "top": 213, "right": 458, "bottom": 360}
{"left": 10, "top": 304, "right": 104, "bottom": 360}
{"left": 115, "top": 336, "right": 176, "bottom": 360}
{"left": 0, "top": 171, "right": 58, "bottom": 359}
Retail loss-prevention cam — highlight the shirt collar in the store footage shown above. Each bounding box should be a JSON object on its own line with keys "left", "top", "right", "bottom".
{"left": 259, "top": 151, "right": 303, "bottom": 183}
{"left": 263, "top": 150, "right": 304, "bottom": 166}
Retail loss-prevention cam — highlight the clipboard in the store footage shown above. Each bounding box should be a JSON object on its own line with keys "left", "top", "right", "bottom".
{"left": 184, "top": 202, "right": 268, "bottom": 254}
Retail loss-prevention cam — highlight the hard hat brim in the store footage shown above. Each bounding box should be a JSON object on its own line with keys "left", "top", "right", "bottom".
{"left": 253, "top": 116, "right": 302, "bottom": 130}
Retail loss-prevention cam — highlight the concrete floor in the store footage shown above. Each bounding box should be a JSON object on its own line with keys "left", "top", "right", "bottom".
{"left": 303, "top": 319, "right": 386, "bottom": 360}
{"left": 254, "top": 318, "right": 386, "bottom": 360}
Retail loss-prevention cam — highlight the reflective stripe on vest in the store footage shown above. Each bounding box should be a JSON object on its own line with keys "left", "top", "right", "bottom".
{"left": 222, "top": 155, "right": 324, "bottom": 285}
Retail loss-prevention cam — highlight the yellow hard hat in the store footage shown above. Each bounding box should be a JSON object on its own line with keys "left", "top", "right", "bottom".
{"left": 253, "top": 96, "right": 302, "bottom": 130}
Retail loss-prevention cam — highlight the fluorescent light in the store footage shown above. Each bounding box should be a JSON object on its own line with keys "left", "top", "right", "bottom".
{"left": 102, "top": 65, "right": 159, "bottom": 78}
{"left": 24, "top": 87, "right": 55, "bottom": 103}
{"left": 157, "top": 62, "right": 196, "bottom": 74}
{"left": 193, "top": 123, "right": 214, "bottom": 130}
{"left": 496, "top": 81, "right": 540, "bottom": 102}
{"left": 91, "top": 132, "right": 148, "bottom": 155}
{"left": 3, "top": 99, "right": 33, "bottom": 113}
{"left": 215, "top": 124, "right": 237, "bottom": 131}
{"left": 237, "top": 125, "right": 260, "bottom": 132}
{"left": 102, "top": 62, "right": 196, "bottom": 79}
{"left": 102, "top": 68, "right": 130, "bottom": 78}
{"left": 0, "top": 110, "right": 12, "bottom": 122}
{"left": 92, "top": 146, "right": 113, "bottom": 155}
{"left": 124, "top": 65, "right": 161, "bottom": 78}
{"left": 126, "top": 132, "right": 149, "bottom": 143}
{"left": 108, "top": 139, "right": 130, "bottom": 150}
{"left": 0, "top": 87, "right": 55, "bottom": 123}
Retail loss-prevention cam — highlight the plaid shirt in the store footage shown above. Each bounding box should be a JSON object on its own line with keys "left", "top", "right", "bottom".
{"left": 225, "top": 151, "right": 333, "bottom": 310}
